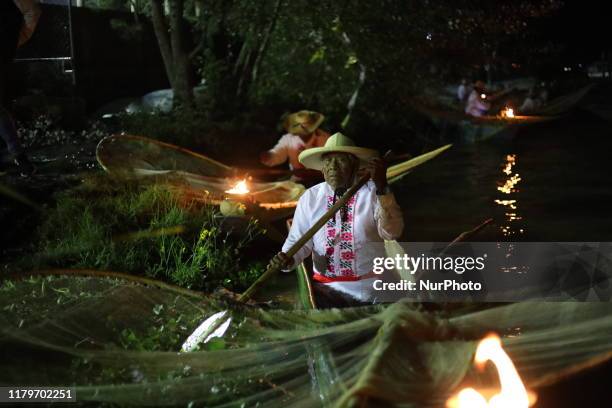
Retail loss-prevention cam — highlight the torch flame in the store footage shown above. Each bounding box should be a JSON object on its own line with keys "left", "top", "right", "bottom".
{"left": 503, "top": 107, "right": 515, "bottom": 118}
{"left": 447, "top": 334, "right": 535, "bottom": 408}
{"left": 225, "top": 179, "right": 250, "bottom": 195}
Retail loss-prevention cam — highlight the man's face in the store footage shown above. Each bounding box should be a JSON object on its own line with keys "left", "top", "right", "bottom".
{"left": 321, "top": 152, "right": 358, "bottom": 190}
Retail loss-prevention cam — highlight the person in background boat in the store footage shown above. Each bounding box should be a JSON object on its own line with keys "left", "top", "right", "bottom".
{"left": 268, "top": 133, "right": 404, "bottom": 307}
{"left": 518, "top": 88, "right": 542, "bottom": 114}
{"left": 465, "top": 80, "right": 491, "bottom": 117}
{"left": 0, "top": 0, "right": 40, "bottom": 176}
{"left": 465, "top": 80, "right": 515, "bottom": 117}
{"left": 457, "top": 79, "right": 468, "bottom": 103}
{"left": 259, "top": 110, "right": 330, "bottom": 183}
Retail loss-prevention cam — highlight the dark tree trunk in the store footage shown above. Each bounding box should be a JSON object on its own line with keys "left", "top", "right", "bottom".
{"left": 168, "top": 0, "right": 194, "bottom": 108}
{"left": 149, "top": 0, "right": 194, "bottom": 109}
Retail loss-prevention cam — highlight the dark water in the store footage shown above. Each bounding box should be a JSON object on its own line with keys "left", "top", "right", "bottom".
{"left": 391, "top": 111, "right": 612, "bottom": 408}
{"left": 394, "top": 110, "right": 612, "bottom": 242}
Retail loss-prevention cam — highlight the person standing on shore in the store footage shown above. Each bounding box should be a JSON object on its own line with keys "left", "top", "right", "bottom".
{"left": 0, "top": 0, "right": 41, "bottom": 176}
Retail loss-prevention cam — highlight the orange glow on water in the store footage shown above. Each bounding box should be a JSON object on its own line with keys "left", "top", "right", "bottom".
{"left": 502, "top": 154, "right": 516, "bottom": 175}
{"left": 494, "top": 199, "right": 517, "bottom": 210}
{"left": 497, "top": 174, "right": 522, "bottom": 194}
{"left": 495, "top": 154, "right": 524, "bottom": 237}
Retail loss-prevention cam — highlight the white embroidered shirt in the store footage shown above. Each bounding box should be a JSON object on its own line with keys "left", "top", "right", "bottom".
{"left": 282, "top": 180, "right": 404, "bottom": 300}
{"left": 262, "top": 130, "right": 329, "bottom": 170}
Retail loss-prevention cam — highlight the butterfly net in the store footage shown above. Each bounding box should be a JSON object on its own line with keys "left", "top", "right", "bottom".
{"left": 1, "top": 274, "right": 611, "bottom": 407}
{"left": 95, "top": 135, "right": 305, "bottom": 209}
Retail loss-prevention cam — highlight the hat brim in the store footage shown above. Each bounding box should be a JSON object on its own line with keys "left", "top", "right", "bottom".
{"left": 298, "top": 146, "right": 378, "bottom": 171}
{"left": 286, "top": 113, "right": 325, "bottom": 135}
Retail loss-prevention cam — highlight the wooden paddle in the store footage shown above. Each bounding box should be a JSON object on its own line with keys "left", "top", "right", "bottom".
{"left": 180, "top": 170, "right": 373, "bottom": 352}
{"left": 181, "top": 146, "right": 465, "bottom": 351}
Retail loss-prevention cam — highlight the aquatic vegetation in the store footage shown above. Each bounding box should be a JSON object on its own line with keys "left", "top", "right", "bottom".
{"left": 27, "top": 175, "right": 265, "bottom": 292}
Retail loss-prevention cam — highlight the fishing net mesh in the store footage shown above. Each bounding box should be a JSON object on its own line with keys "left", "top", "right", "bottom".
{"left": 96, "top": 135, "right": 305, "bottom": 208}
{"left": 1, "top": 275, "right": 611, "bottom": 407}
{"left": 96, "top": 135, "right": 234, "bottom": 179}
{"left": 95, "top": 134, "right": 446, "bottom": 208}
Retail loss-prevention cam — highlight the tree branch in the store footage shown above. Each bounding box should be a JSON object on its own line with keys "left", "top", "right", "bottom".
{"left": 189, "top": 35, "right": 205, "bottom": 61}
{"left": 251, "top": 0, "right": 283, "bottom": 83}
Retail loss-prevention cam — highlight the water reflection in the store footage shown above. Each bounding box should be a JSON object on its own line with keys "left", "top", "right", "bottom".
{"left": 495, "top": 154, "right": 525, "bottom": 238}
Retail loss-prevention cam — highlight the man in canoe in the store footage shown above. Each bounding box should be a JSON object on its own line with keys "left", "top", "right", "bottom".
{"left": 466, "top": 80, "right": 516, "bottom": 117}
{"left": 465, "top": 80, "right": 491, "bottom": 117}
{"left": 268, "top": 133, "right": 404, "bottom": 307}
{"left": 260, "top": 110, "right": 330, "bottom": 182}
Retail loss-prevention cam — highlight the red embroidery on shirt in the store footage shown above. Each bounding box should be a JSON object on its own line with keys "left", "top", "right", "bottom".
{"left": 341, "top": 251, "right": 355, "bottom": 261}
{"left": 323, "top": 191, "right": 357, "bottom": 279}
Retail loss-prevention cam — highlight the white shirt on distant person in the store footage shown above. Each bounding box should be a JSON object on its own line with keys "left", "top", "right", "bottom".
{"left": 261, "top": 130, "right": 329, "bottom": 170}
{"left": 457, "top": 84, "right": 467, "bottom": 102}
{"left": 465, "top": 90, "right": 491, "bottom": 117}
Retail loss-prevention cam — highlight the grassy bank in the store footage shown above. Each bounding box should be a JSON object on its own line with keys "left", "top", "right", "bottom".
{"left": 23, "top": 174, "right": 266, "bottom": 293}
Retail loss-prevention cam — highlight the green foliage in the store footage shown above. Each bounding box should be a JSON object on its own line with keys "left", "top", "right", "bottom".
{"left": 87, "top": 0, "right": 561, "bottom": 147}
{"left": 30, "top": 175, "right": 265, "bottom": 292}
{"left": 180, "top": 0, "right": 559, "bottom": 122}
{"left": 83, "top": 0, "right": 129, "bottom": 11}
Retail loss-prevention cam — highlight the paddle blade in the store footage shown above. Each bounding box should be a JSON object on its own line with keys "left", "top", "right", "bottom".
{"left": 386, "top": 144, "right": 452, "bottom": 180}
{"left": 181, "top": 310, "right": 232, "bottom": 352}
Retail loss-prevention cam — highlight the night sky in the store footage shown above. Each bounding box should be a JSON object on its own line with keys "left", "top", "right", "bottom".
{"left": 543, "top": 0, "right": 609, "bottom": 64}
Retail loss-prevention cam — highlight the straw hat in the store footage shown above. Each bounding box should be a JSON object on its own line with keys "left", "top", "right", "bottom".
{"left": 298, "top": 132, "right": 377, "bottom": 171}
{"left": 283, "top": 110, "right": 325, "bottom": 136}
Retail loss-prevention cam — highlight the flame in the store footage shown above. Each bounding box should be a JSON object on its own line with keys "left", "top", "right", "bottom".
{"left": 502, "top": 107, "right": 515, "bottom": 118}
{"left": 447, "top": 334, "right": 536, "bottom": 408}
{"left": 225, "top": 179, "right": 250, "bottom": 195}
